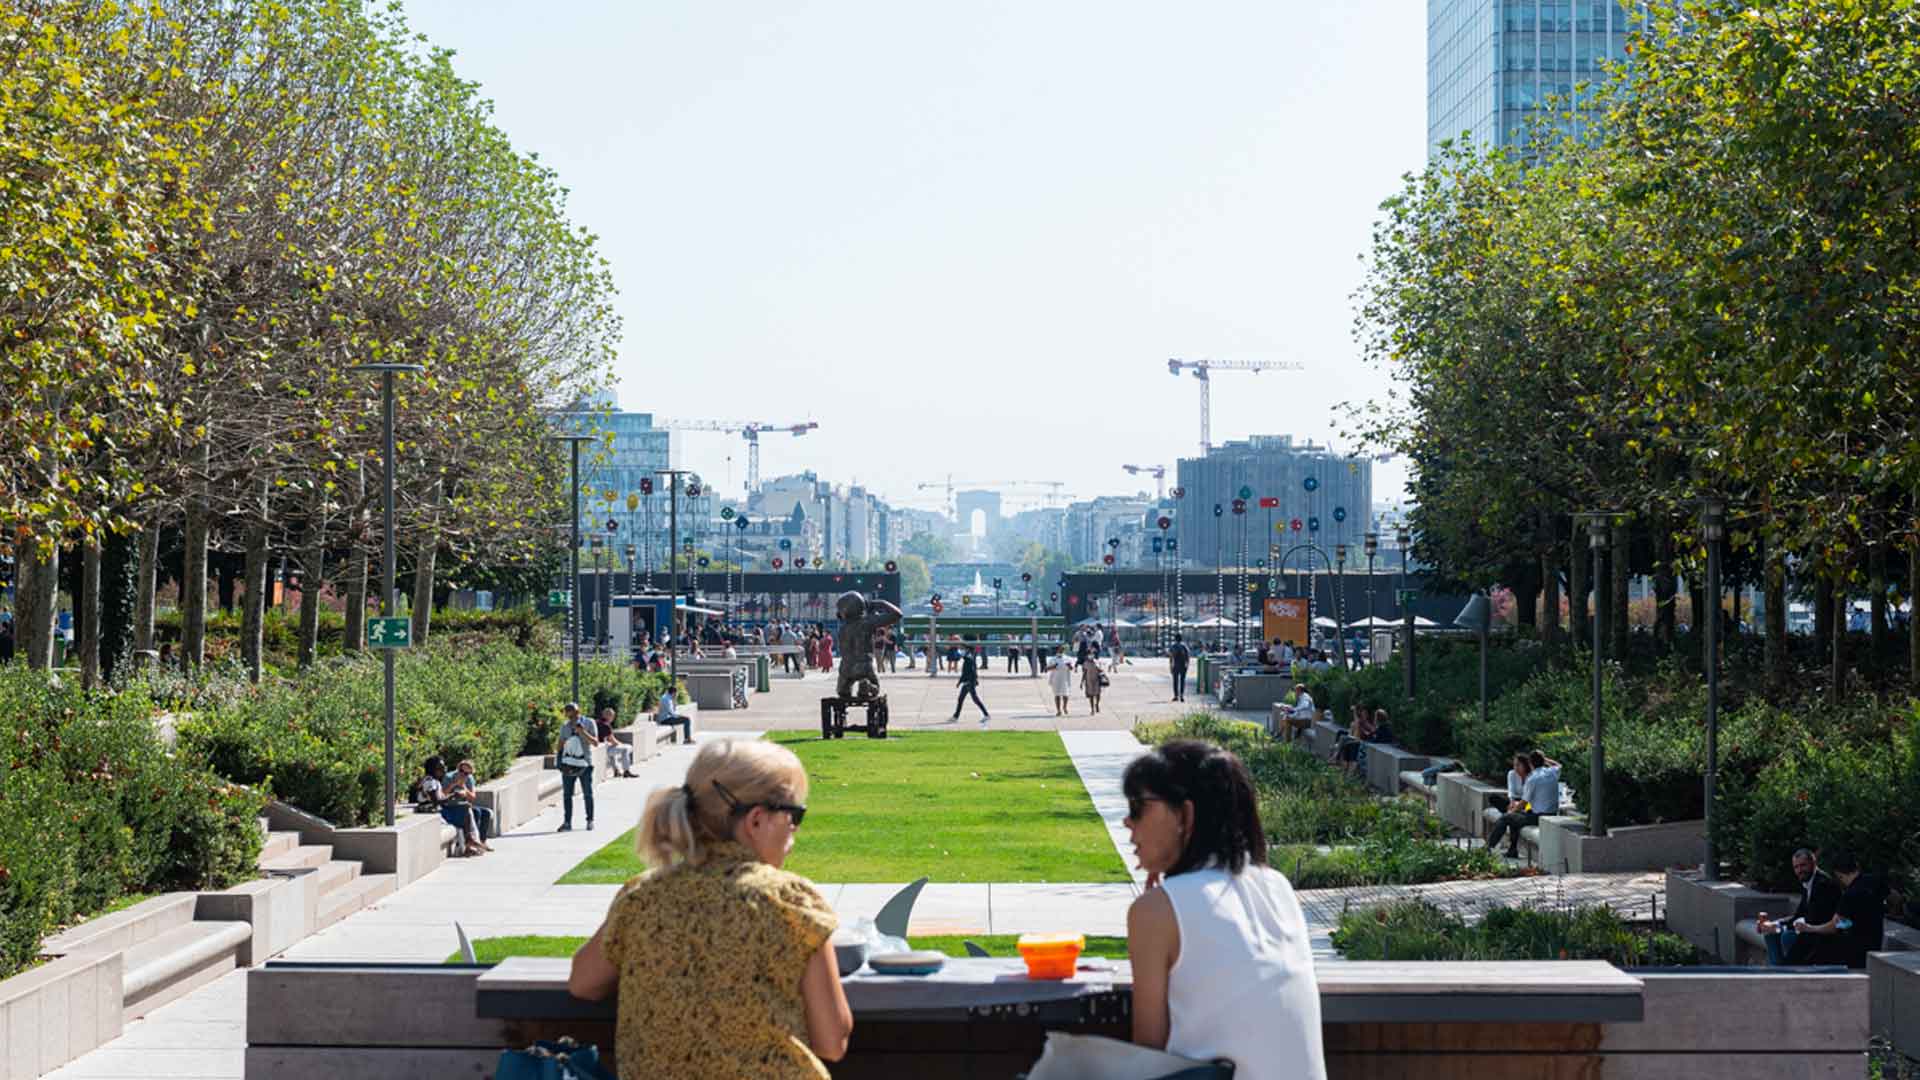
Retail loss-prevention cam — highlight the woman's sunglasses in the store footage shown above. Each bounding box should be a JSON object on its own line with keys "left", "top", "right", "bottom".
{"left": 1126, "top": 794, "right": 1165, "bottom": 821}
{"left": 712, "top": 780, "right": 807, "bottom": 826}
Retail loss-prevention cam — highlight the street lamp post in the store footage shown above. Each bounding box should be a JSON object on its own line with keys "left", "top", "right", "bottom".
{"left": 1364, "top": 531, "right": 1379, "bottom": 655}
{"left": 352, "top": 362, "right": 423, "bottom": 827}
{"left": 548, "top": 433, "right": 593, "bottom": 706}
{"left": 1585, "top": 514, "right": 1611, "bottom": 838}
{"left": 1397, "top": 525, "right": 1414, "bottom": 698}
{"left": 655, "top": 469, "right": 693, "bottom": 688}
{"left": 1334, "top": 543, "right": 1349, "bottom": 669}
{"left": 1701, "top": 500, "right": 1726, "bottom": 878}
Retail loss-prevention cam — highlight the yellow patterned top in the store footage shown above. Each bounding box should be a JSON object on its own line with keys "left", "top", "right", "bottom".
{"left": 601, "top": 840, "right": 838, "bottom": 1080}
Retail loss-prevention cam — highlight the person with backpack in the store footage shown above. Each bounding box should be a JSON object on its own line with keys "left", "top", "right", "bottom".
{"left": 557, "top": 703, "right": 598, "bottom": 832}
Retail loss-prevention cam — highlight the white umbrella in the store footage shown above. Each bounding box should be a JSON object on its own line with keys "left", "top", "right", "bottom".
{"left": 1311, "top": 616, "right": 1341, "bottom": 628}
{"left": 1188, "top": 615, "right": 1235, "bottom": 628}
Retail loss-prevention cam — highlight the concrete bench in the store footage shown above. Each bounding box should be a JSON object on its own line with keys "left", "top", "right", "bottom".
{"left": 1871, "top": 950, "right": 1920, "bottom": 1059}
{"left": 1307, "top": 719, "right": 1347, "bottom": 759}
{"left": 1665, "top": 872, "right": 1799, "bottom": 962}
{"left": 1438, "top": 772, "right": 1508, "bottom": 838}
{"left": 1535, "top": 814, "right": 1704, "bottom": 875}
{"left": 1364, "top": 744, "right": 1430, "bottom": 796}
{"left": 1397, "top": 764, "right": 1450, "bottom": 809}
{"left": 1225, "top": 672, "right": 1290, "bottom": 711}
{"left": 681, "top": 671, "right": 737, "bottom": 710}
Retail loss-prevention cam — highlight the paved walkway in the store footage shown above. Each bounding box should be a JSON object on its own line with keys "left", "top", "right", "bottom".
{"left": 47, "top": 667, "right": 1665, "bottom": 1078}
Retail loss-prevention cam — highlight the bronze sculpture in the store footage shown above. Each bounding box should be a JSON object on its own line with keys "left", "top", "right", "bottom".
{"left": 833, "top": 590, "right": 901, "bottom": 701}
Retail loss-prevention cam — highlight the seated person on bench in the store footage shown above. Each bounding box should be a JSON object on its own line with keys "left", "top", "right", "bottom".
{"left": 598, "top": 706, "right": 637, "bottom": 778}
{"left": 1756, "top": 847, "right": 1840, "bottom": 966}
{"left": 656, "top": 686, "right": 693, "bottom": 745}
{"left": 418, "top": 756, "right": 490, "bottom": 854}
{"left": 1486, "top": 750, "right": 1558, "bottom": 858}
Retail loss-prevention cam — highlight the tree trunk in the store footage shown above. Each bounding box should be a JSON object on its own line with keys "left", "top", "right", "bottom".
{"left": 410, "top": 479, "right": 442, "bottom": 646}
{"left": 1869, "top": 542, "right": 1889, "bottom": 662}
{"left": 1814, "top": 578, "right": 1833, "bottom": 669}
{"left": 134, "top": 525, "right": 159, "bottom": 654}
{"left": 182, "top": 496, "right": 210, "bottom": 669}
{"left": 1764, "top": 546, "right": 1788, "bottom": 692}
{"left": 1514, "top": 580, "right": 1539, "bottom": 631}
{"left": 1829, "top": 581, "right": 1845, "bottom": 706}
{"left": 1570, "top": 539, "right": 1589, "bottom": 648}
{"left": 99, "top": 531, "right": 136, "bottom": 683}
{"left": 19, "top": 542, "right": 58, "bottom": 670}
{"left": 297, "top": 507, "right": 324, "bottom": 669}
{"left": 1541, "top": 545, "right": 1561, "bottom": 644}
{"left": 240, "top": 486, "right": 270, "bottom": 683}
{"left": 1611, "top": 520, "right": 1631, "bottom": 660}
{"left": 1654, "top": 527, "right": 1677, "bottom": 647}
{"left": 1911, "top": 538, "right": 1919, "bottom": 694}
{"left": 344, "top": 468, "right": 369, "bottom": 653}
{"left": 79, "top": 542, "right": 102, "bottom": 689}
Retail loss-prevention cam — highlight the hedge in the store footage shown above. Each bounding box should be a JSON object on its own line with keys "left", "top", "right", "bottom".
{"left": 177, "top": 643, "right": 667, "bottom": 827}
{"left": 0, "top": 667, "right": 264, "bottom": 981}
{"left": 1304, "top": 637, "right": 1560, "bottom": 755}
{"left": 1331, "top": 899, "right": 1696, "bottom": 966}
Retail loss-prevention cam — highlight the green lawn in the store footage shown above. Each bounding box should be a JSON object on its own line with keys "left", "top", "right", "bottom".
{"left": 556, "top": 731, "right": 1128, "bottom": 884}
{"left": 448, "top": 933, "right": 1128, "bottom": 964}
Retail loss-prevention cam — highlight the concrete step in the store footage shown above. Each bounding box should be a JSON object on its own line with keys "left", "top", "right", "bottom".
{"left": 312, "top": 859, "right": 361, "bottom": 895}
{"left": 41, "top": 892, "right": 198, "bottom": 957}
{"left": 121, "top": 919, "right": 252, "bottom": 1017}
{"left": 317, "top": 873, "right": 396, "bottom": 931}
{"left": 259, "top": 843, "right": 333, "bottom": 873}
{"left": 259, "top": 830, "right": 304, "bottom": 862}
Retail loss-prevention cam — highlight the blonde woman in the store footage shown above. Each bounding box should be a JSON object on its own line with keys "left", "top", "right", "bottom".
{"left": 567, "top": 740, "right": 851, "bottom": 1078}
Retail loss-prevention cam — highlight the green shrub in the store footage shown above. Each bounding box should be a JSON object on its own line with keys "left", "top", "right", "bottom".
{"left": 0, "top": 668, "right": 264, "bottom": 981}
{"left": 1305, "top": 637, "right": 1560, "bottom": 754}
{"left": 1715, "top": 711, "right": 1918, "bottom": 892}
{"left": 177, "top": 643, "right": 667, "bottom": 826}
{"left": 1331, "top": 899, "right": 1698, "bottom": 966}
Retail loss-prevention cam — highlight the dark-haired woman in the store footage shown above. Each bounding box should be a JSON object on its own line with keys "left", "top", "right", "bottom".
{"left": 1122, "top": 739, "right": 1325, "bottom": 1080}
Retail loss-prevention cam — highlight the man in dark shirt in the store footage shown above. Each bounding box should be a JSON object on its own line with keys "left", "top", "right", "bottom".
{"left": 1801, "top": 849, "right": 1886, "bottom": 969}
{"left": 1167, "top": 634, "right": 1191, "bottom": 702}
{"left": 951, "top": 642, "right": 989, "bottom": 725}
{"left": 1757, "top": 847, "right": 1842, "bottom": 966}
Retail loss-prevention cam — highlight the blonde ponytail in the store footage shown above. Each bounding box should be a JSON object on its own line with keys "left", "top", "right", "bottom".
{"left": 636, "top": 739, "right": 808, "bottom": 869}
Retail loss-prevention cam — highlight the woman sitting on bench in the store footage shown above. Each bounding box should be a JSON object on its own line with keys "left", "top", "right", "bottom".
{"left": 418, "top": 757, "right": 491, "bottom": 854}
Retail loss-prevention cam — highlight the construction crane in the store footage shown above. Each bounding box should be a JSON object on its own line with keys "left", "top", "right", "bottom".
{"left": 656, "top": 419, "right": 819, "bottom": 494}
{"left": 1166, "top": 358, "right": 1307, "bottom": 455}
{"left": 914, "top": 478, "right": 1070, "bottom": 518}
{"left": 1121, "top": 464, "right": 1166, "bottom": 499}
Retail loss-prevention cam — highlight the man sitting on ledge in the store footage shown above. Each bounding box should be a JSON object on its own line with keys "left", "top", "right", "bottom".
{"left": 1756, "top": 847, "right": 1839, "bottom": 966}
{"left": 1486, "top": 750, "right": 1559, "bottom": 859}
{"left": 656, "top": 687, "right": 693, "bottom": 745}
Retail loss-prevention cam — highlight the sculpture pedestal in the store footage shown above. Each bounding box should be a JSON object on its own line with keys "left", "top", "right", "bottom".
{"left": 820, "top": 695, "right": 890, "bottom": 739}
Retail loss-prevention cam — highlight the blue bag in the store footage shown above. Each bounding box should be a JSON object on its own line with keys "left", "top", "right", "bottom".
{"left": 495, "top": 1037, "right": 617, "bottom": 1080}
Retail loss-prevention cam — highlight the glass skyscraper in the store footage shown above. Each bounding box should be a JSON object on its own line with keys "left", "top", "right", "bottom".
{"left": 1428, "top": 1, "right": 1640, "bottom": 159}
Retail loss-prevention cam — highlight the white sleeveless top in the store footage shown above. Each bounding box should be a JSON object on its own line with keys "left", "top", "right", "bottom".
{"left": 1159, "top": 864, "right": 1326, "bottom": 1080}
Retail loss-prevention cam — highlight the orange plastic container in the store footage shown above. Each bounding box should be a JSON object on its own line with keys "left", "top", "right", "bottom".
{"left": 1016, "top": 933, "right": 1085, "bottom": 980}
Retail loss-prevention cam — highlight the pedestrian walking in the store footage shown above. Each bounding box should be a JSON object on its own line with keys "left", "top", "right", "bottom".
{"left": 1080, "top": 653, "right": 1105, "bottom": 715}
{"left": 1048, "top": 647, "right": 1074, "bottom": 716}
{"left": 1168, "top": 633, "right": 1191, "bottom": 702}
{"left": 951, "top": 642, "right": 989, "bottom": 725}
{"left": 556, "top": 703, "right": 597, "bottom": 832}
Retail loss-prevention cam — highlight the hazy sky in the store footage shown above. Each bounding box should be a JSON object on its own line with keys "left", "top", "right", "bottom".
{"left": 398, "top": 0, "right": 1423, "bottom": 514}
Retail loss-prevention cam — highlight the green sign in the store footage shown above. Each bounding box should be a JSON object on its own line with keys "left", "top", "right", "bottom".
{"left": 720, "top": 507, "right": 735, "bottom": 520}
{"left": 548, "top": 589, "right": 570, "bottom": 607}
{"left": 1396, "top": 589, "right": 1419, "bottom": 604}
{"left": 367, "top": 616, "right": 412, "bottom": 649}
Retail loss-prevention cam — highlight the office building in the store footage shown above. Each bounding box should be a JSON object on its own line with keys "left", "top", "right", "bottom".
{"left": 1175, "top": 436, "right": 1371, "bottom": 570}
{"left": 1429, "top": 1, "right": 1642, "bottom": 158}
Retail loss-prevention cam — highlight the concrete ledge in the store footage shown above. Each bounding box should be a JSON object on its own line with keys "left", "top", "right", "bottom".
{"left": 1365, "top": 744, "right": 1429, "bottom": 795}
{"left": 121, "top": 920, "right": 251, "bottom": 1005}
{"left": 474, "top": 765, "right": 543, "bottom": 835}
{"left": 39, "top": 893, "right": 197, "bottom": 958}
{"left": 195, "top": 873, "right": 318, "bottom": 965}
{"left": 682, "top": 672, "right": 735, "bottom": 710}
{"left": 1225, "top": 673, "right": 1289, "bottom": 711}
{"left": 0, "top": 948, "right": 122, "bottom": 1078}
{"left": 1437, "top": 772, "right": 1507, "bottom": 838}
{"left": 272, "top": 810, "right": 446, "bottom": 891}
{"left": 1307, "top": 720, "right": 1347, "bottom": 759}
{"left": 1665, "top": 871, "right": 1796, "bottom": 962}
{"left": 1870, "top": 951, "right": 1920, "bottom": 1058}
{"left": 1537, "top": 816, "right": 1704, "bottom": 875}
